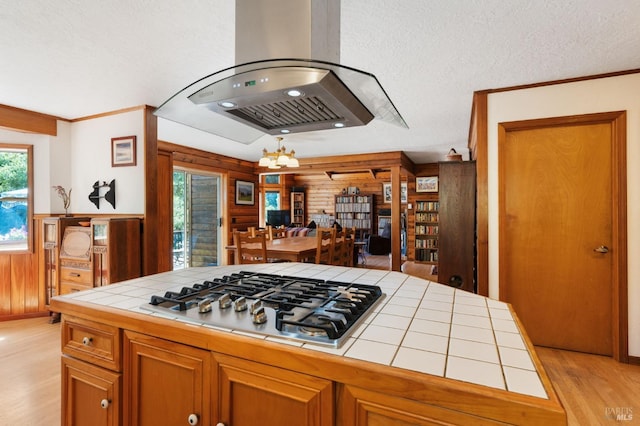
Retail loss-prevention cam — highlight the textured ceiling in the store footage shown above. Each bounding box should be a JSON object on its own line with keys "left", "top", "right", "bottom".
{"left": 2, "top": 1, "right": 640, "bottom": 164}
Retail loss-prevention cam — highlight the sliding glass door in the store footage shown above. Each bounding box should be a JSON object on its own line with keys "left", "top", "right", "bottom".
{"left": 173, "top": 169, "right": 222, "bottom": 269}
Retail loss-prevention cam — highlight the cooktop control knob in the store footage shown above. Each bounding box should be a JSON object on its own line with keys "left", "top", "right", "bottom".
{"left": 234, "top": 296, "right": 248, "bottom": 312}
{"left": 218, "top": 293, "right": 232, "bottom": 309}
{"left": 250, "top": 300, "right": 262, "bottom": 314}
{"left": 197, "top": 298, "right": 213, "bottom": 313}
{"left": 252, "top": 306, "right": 267, "bottom": 324}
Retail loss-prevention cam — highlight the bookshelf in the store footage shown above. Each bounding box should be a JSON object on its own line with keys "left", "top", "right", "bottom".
{"left": 291, "top": 191, "right": 305, "bottom": 226}
{"left": 415, "top": 200, "right": 439, "bottom": 263}
{"left": 334, "top": 194, "right": 373, "bottom": 235}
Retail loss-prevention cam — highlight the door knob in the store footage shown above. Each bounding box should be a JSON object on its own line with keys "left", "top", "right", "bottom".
{"left": 594, "top": 245, "right": 609, "bottom": 253}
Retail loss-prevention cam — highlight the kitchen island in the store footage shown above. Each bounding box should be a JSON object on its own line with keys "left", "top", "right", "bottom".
{"left": 51, "top": 262, "right": 566, "bottom": 425}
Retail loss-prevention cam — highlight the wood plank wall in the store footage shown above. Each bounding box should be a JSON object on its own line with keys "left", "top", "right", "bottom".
{"left": 292, "top": 165, "right": 439, "bottom": 261}
{"left": 0, "top": 218, "right": 43, "bottom": 319}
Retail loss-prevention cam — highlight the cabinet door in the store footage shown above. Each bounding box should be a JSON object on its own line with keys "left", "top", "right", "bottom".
{"left": 438, "top": 161, "right": 476, "bottom": 292}
{"left": 124, "top": 331, "right": 210, "bottom": 426}
{"left": 62, "top": 356, "right": 120, "bottom": 426}
{"left": 339, "top": 384, "right": 500, "bottom": 426}
{"left": 214, "top": 353, "right": 333, "bottom": 426}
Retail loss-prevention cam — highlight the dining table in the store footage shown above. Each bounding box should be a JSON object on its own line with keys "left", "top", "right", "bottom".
{"left": 226, "top": 236, "right": 318, "bottom": 263}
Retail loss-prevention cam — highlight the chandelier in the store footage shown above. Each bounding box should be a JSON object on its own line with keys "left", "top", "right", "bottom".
{"left": 258, "top": 137, "right": 299, "bottom": 169}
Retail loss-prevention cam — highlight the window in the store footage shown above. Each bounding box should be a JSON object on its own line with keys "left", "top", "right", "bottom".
{"left": 265, "top": 175, "right": 280, "bottom": 184}
{"left": 261, "top": 174, "right": 283, "bottom": 226}
{"left": 172, "top": 169, "right": 222, "bottom": 269}
{"left": 264, "top": 190, "right": 281, "bottom": 212}
{"left": 0, "top": 144, "right": 32, "bottom": 252}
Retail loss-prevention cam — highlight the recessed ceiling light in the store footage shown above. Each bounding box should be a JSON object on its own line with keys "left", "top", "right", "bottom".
{"left": 334, "top": 122, "right": 345, "bottom": 128}
{"left": 218, "top": 101, "right": 236, "bottom": 108}
{"left": 280, "top": 129, "right": 290, "bottom": 134}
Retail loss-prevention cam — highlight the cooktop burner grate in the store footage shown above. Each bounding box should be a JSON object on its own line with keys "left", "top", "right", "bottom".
{"left": 142, "top": 271, "right": 384, "bottom": 347}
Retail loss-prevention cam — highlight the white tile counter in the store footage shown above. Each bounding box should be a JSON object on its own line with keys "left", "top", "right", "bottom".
{"left": 57, "top": 262, "right": 549, "bottom": 400}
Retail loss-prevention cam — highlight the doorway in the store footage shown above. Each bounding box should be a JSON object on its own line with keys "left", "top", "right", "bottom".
{"left": 498, "top": 111, "right": 627, "bottom": 360}
{"left": 173, "top": 169, "right": 222, "bottom": 269}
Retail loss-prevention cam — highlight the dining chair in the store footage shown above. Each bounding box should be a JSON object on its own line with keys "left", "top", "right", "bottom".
{"left": 331, "top": 229, "right": 345, "bottom": 266}
{"left": 233, "top": 230, "right": 267, "bottom": 264}
{"left": 315, "top": 227, "right": 335, "bottom": 264}
{"left": 342, "top": 226, "right": 356, "bottom": 267}
{"left": 267, "top": 225, "right": 287, "bottom": 240}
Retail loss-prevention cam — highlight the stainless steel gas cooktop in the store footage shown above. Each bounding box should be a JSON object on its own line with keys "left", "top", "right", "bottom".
{"left": 141, "top": 271, "right": 385, "bottom": 348}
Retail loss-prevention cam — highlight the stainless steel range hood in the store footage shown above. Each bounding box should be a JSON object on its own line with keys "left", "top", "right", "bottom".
{"left": 154, "top": 1, "right": 407, "bottom": 144}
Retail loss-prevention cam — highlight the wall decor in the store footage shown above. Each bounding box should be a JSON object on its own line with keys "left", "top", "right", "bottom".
{"left": 88, "top": 180, "right": 116, "bottom": 209}
{"left": 416, "top": 176, "right": 438, "bottom": 193}
{"left": 382, "top": 182, "right": 407, "bottom": 203}
{"left": 111, "top": 135, "right": 137, "bottom": 167}
{"left": 235, "top": 180, "right": 255, "bottom": 205}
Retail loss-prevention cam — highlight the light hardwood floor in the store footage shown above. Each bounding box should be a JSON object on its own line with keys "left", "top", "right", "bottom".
{"left": 1, "top": 315, "right": 638, "bottom": 425}
{"left": 0, "top": 316, "right": 61, "bottom": 426}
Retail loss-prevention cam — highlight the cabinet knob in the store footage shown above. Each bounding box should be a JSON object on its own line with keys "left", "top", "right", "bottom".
{"left": 215, "top": 423, "right": 226, "bottom": 426}
{"left": 82, "top": 336, "right": 93, "bottom": 346}
{"left": 594, "top": 245, "right": 609, "bottom": 253}
{"left": 187, "top": 413, "right": 199, "bottom": 425}
{"left": 100, "top": 399, "right": 110, "bottom": 409}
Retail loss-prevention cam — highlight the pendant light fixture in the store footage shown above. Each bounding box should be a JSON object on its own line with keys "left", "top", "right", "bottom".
{"left": 258, "top": 137, "right": 299, "bottom": 169}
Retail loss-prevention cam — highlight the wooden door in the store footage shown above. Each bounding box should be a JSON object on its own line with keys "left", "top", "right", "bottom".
{"left": 214, "top": 353, "right": 334, "bottom": 426}
{"left": 499, "top": 112, "right": 627, "bottom": 357}
{"left": 124, "top": 331, "right": 211, "bottom": 426}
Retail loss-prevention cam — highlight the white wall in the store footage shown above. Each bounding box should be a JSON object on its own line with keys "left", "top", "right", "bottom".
{"left": 487, "top": 72, "right": 640, "bottom": 357}
{"left": 1, "top": 109, "right": 145, "bottom": 215}
{"left": 70, "top": 110, "right": 145, "bottom": 214}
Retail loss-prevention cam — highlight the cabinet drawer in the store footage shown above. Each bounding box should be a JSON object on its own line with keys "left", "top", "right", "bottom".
{"left": 60, "top": 267, "right": 92, "bottom": 285}
{"left": 62, "top": 316, "right": 121, "bottom": 371}
{"left": 60, "top": 281, "right": 92, "bottom": 295}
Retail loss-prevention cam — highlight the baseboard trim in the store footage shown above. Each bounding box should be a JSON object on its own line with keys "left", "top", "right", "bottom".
{"left": 628, "top": 355, "right": 640, "bottom": 366}
{"left": 0, "top": 311, "right": 49, "bottom": 322}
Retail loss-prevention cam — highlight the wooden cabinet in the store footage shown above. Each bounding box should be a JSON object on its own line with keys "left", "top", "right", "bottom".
{"left": 291, "top": 191, "right": 305, "bottom": 226}
{"left": 414, "top": 200, "right": 439, "bottom": 264}
{"left": 437, "top": 161, "right": 476, "bottom": 293}
{"left": 53, "top": 302, "right": 565, "bottom": 426}
{"left": 61, "top": 316, "right": 122, "bottom": 426}
{"left": 335, "top": 194, "right": 373, "bottom": 236}
{"left": 123, "top": 333, "right": 332, "bottom": 426}
{"left": 214, "top": 353, "right": 333, "bottom": 426}
{"left": 59, "top": 225, "right": 93, "bottom": 295}
{"left": 62, "top": 356, "right": 121, "bottom": 426}
{"left": 91, "top": 218, "right": 141, "bottom": 286}
{"left": 340, "top": 384, "right": 500, "bottom": 426}
{"left": 43, "top": 217, "right": 90, "bottom": 307}
{"left": 123, "top": 331, "right": 211, "bottom": 426}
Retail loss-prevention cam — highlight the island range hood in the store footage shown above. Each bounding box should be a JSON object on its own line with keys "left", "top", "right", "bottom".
{"left": 154, "top": 0, "right": 407, "bottom": 144}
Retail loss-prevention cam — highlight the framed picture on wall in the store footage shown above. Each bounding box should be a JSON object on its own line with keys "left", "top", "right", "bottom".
{"left": 111, "top": 135, "right": 137, "bottom": 167}
{"left": 382, "top": 182, "right": 408, "bottom": 203}
{"left": 235, "top": 180, "right": 255, "bottom": 205}
{"left": 416, "top": 176, "right": 438, "bottom": 192}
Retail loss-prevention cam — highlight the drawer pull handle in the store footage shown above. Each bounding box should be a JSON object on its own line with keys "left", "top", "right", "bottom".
{"left": 188, "top": 413, "right": 199, "bottom": 425}
{"left": 100, "top": 399, "right": 110, "bottom": 409}
{"left": 70, "top": 273, "right": 81, "bottom": 277}
{"left": 82, "top": 336, "right": 93, "bottom": 346}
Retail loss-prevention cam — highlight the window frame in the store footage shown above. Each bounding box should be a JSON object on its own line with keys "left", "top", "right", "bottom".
{"left": 0, "top": 143, "right": 33, "bottom": 254}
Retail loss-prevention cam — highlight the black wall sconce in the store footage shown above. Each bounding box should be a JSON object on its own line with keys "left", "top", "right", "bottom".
{"left": 88, "top": 179, "right": 116, "bottom": 209}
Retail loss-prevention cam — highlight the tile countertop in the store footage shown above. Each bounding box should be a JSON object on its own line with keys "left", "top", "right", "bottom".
{"left": 57, "top": 262, "right": 548, "bottom": 400}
